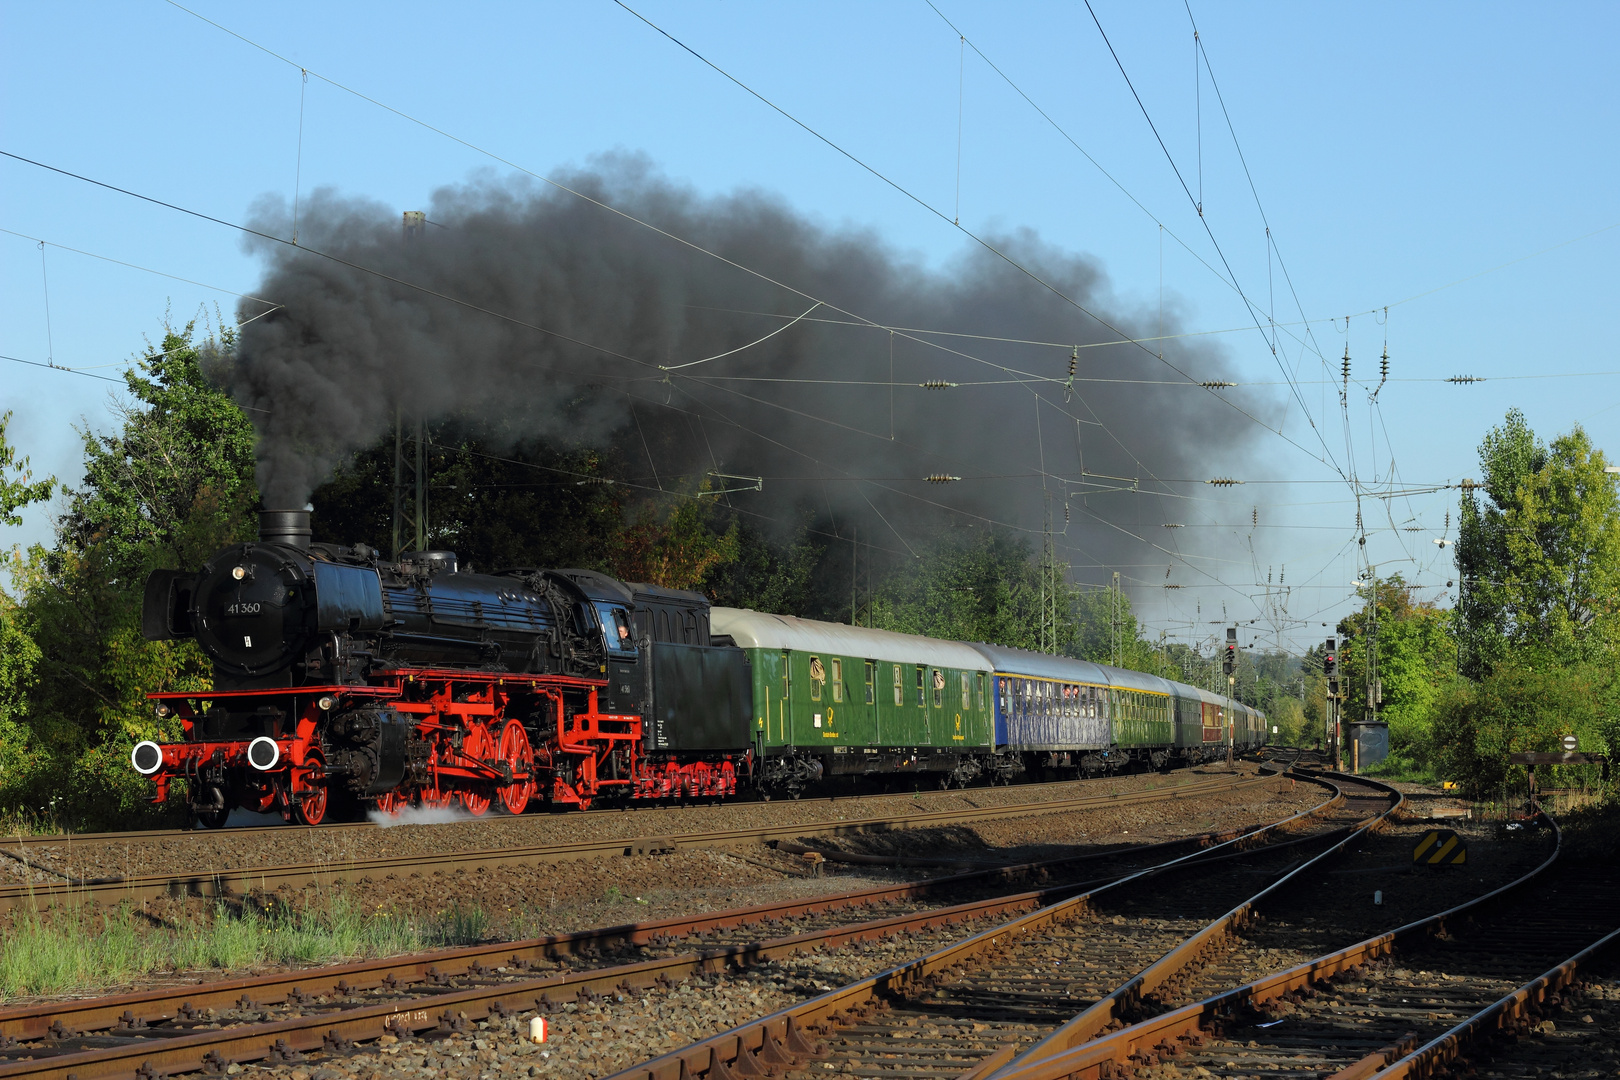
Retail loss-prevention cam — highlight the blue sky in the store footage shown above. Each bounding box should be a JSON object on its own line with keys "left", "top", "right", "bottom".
{"left": 3, "top": 1, "right": 1616, "bottom": 653}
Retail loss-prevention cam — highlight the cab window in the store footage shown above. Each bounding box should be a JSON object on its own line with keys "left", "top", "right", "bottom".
{"left": 594, "top": 603, "right": 636, "bottom": 655}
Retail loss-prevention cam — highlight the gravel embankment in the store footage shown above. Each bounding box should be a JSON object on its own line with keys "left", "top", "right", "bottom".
{"left": 238, "top": 913, "right": 1012, "bottom": 1080}
{"left": 0, "top": 765, "right": 1277, "bottom": 885}
{"left": 225, "top": 782, "right": 1555, "bottom": 1080}
{"left": 182, "top": 771, "right": 1322, "bottom": 934}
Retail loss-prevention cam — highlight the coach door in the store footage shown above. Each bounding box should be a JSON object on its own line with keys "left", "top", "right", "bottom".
{"left": 777, "top": 650, "right": 794, "bottom": 746}
{"left": 928, "top": 667, "right": 948, "bottom": 746}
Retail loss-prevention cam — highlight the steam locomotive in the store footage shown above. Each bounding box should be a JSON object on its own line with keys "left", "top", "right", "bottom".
{"left": 135, "top": 511, "right": 1264, "bottom": 825}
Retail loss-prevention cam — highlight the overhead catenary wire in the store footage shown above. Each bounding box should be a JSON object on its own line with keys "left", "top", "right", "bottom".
{"left": 151, "top": 0, "right": 1548, "bottom": 637}
{"left": 1, "top": 225, "right": 281, "bottom": 311}
{"left": 157, "top": 0, "right": 1313, "bottom": 578}
{"left": 78, "top": 4, "right": 1458, "bottom": 647}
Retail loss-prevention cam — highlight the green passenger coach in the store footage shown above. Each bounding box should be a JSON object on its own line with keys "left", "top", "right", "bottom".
{"left": 1103, "top": 668, "right": 1177, "bottom": 765}
{"left": 710, "top": 607, "right": 1007, "bottom": 797}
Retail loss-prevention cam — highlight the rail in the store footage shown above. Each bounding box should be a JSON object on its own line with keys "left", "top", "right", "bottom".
{"left": 0, "top": 771, "right": 1274, "bottom": 913}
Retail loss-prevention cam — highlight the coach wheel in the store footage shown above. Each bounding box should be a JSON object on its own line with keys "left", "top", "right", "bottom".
{"left": 292, "top": 752, "right": 328, "bottom": 826}
{"left": 458, "top": 722, "right": 494, "bottom": 817}
{"left": 496, "top": 719, "right": 535, "bottom": 816}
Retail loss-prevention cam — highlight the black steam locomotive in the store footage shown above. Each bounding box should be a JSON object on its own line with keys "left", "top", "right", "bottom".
{"left": 136, "top": 510, "right": 750, "bottom": 824}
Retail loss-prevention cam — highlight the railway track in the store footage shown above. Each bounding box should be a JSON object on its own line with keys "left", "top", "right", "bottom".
{"left": 988, "top": 805, "right": 1614, "bottom": 1080}
{"left": 0, "top": 769, "right": 1277, "bottom": 913}
{"left": 4, "top": 764, "right": 1285, "bottom": 849}
{"left": 607, "top": 771, "right": 1406, "bottom": 1080}
{"left": 0, "top": 771, "right": 1341, "bottom": 1080}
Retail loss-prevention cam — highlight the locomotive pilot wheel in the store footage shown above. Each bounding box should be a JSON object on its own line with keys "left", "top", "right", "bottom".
{"left": 190, "top": 803, "right": 230, "bottom": 830}
{"left": 290, "top": 751, "right": 328, "bottom": 826}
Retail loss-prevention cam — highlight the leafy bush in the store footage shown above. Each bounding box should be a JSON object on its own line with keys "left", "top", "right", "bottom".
{"left": 1428, "top": 657, "right": 1618, "bottom": 797}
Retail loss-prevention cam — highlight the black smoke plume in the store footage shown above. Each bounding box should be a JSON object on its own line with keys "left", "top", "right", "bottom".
{"left": 232, "top": 154, "right": 1276, "bottom": 583}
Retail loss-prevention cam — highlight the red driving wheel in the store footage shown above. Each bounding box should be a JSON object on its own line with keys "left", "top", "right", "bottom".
{"left": 457, "top": 722, "right": 494, "bottom": 817}
{"left": 496, "top": 718, "right": 535, "bottom": 815}
{"left": 374, "top": 789, "right": 411, "bottom": 817}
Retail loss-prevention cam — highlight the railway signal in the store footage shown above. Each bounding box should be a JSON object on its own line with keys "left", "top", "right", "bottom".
{"left": 1324, "top": 638, "right": 1339, "bottom": 697}
{"left": 1222, "top": 627, "right": 1237, "bottom": 675}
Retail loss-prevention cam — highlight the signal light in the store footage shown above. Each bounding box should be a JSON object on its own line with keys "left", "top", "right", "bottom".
{"left": 1222, "top": 644, "right": 1236, "bottom": 675}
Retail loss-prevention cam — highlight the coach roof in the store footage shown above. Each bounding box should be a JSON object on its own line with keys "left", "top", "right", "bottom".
{"left": 711, "top": 608, "right": 992, "bottom": 671}
{"left": 964, "top": 642, "right": 1114, "bottom": 685}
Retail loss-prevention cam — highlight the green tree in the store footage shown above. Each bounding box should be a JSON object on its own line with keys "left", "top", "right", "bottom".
{"left": 1429, "top": 657, "right": 1618, "bottom": 797}
{"left": 1456, "top": 411, "right": 1620, "bottom": 676}
{"left": 866, "top": 526, "right": 1069, "bottom": 651}
{"left": 3, "top": 320, "right": 257, "bottom": 828}
{"left": 1336, "top": 574, "right": 1457, "bottom": 771}
{"left": 1070, "top": 588, "right": 1177, "bottom": 677}
{"left": 608, "top": 485, "right": 740, "bottom": 591}
{"left": 0, "top": 412, "right": 55, "bottom": 527}
{"left": 706, "top": 518, "right": 824, "bottom": 615}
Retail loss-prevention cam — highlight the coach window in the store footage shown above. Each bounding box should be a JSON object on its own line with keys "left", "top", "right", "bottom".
{"left": 865, "top": 661, "right": 876, "bottom": 704}
{"left": 960, "top": 672, "right": 971, "bottom": 710}
{"left": 894, "top": 664, "right": 904, "bottom": 706}
{"left": 809, "top": 656, "right": 825, "bottom": 701}
{"left": 932, "top": 669, "right": 945, "bottom": 708}
{"left": 975, "top": 673, "right": 985, "bottom": 711}
{"left": 916, "top": 666, "right": 926, "bottom": 708}
{"left": 830, "top": 658, "right": 843, "bottom": 702}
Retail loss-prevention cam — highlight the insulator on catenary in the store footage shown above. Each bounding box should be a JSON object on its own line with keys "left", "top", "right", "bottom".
{"left": 1447, "top": 375, "right": 1485, "bottom": 384}
{"left": 919, "top": 380, "right": 958, "bottom": 389}
{"left": 925, "top": 474, "right": 962, "bottom": 483}
{"left": 1205, "top": 477, "right": 1243, "bottom": 487}
{"left": 1341, "top": 344, "right": 1351, "bottom": 384}
{"left": 1200, "top": 380, "right": 1237, "bottom": 389}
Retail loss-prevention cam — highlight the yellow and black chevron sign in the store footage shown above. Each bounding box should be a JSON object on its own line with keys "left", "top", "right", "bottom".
{"left": 1414, "top": 828, "right": 1467, "bottom": 866}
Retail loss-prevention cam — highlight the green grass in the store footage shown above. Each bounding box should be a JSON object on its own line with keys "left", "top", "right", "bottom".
{"left": 0, "top": 893, "right": 491, "bottom": 1001}
{"left": 1360, "top": 753, "right": 1438, "bottom": 785}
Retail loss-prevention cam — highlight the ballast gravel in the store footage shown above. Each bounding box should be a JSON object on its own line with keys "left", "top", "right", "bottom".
{"left": 236, "top": 916, "right": 1008, "bottom": 1080}
{"left": 0, "top": 766, "right": 1268, "bottom": 885}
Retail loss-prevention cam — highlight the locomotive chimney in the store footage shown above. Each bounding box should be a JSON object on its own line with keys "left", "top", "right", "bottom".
{"left": 260, "top": 509, "right": 312, "bottom": 549}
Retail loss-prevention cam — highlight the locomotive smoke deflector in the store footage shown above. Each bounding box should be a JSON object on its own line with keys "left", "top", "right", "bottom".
{"left": 259, "top": 508, "right": 312, "bottom": 549}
